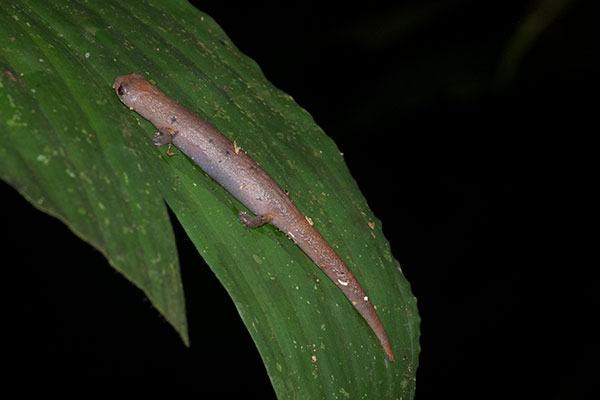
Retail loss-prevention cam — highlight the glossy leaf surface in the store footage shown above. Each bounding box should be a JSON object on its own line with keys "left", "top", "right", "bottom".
{"left": 0, "top": 1, "right": 419, "bottom": 398}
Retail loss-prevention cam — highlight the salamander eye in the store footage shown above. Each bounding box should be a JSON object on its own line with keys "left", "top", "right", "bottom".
{"left": 117, "top": 83, "right": 127, "bottom": 96}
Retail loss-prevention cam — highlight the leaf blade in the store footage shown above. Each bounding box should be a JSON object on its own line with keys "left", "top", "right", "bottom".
{"left": 1, "top": 1, "right": 419, "bottom": 397}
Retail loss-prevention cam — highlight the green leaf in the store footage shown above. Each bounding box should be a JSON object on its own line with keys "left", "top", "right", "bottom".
{"left": 1, "top": 1, "right": 420, "bottom": 398}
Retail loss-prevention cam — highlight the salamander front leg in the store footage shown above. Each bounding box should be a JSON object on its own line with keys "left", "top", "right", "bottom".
{"left": 153, "top": 127, "right": 178, "bottom": 156}
{"left": 239, "top": 211, "right": 274, "bottom": 228}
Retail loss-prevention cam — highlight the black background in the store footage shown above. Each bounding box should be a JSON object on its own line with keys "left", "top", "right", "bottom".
{"left": 4, "top": 1, "right": 596, "bottom": 398}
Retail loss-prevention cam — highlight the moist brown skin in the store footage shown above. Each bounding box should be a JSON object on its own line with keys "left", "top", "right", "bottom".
{"left": 112, "top": 72, "right": 395, "bottom": 362}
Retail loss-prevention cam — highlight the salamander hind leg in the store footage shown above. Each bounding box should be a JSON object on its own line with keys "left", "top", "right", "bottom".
{"left": 239, "top": 211, "right": 274, "bottom": 228}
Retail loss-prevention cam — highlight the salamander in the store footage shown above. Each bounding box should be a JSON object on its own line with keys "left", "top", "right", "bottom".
{"left": 112, "top": 72, "right": 395, "bottom": 362}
